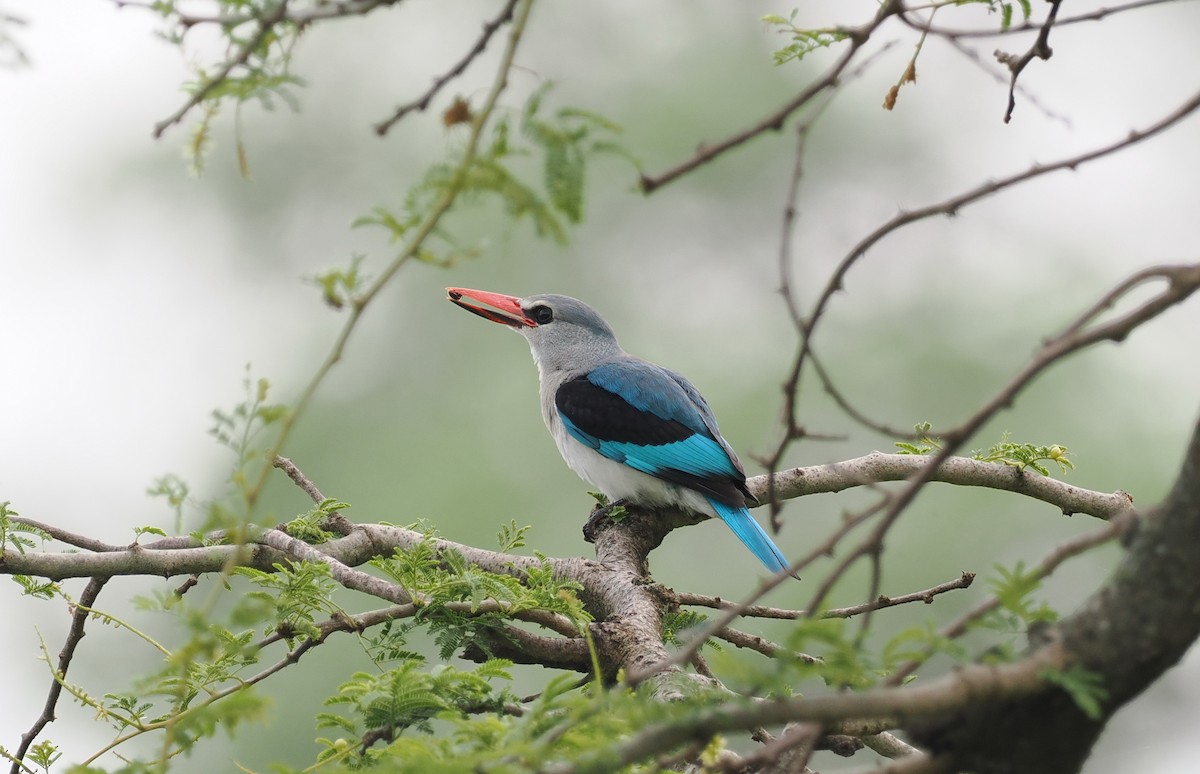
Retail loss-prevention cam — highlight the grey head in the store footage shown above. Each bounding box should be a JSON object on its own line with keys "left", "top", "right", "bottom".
{"left": 446, "top": 288, "right": 625, "bottom": 375}
{"left": 515, "top": 294, "right": 624, "bottom": 375}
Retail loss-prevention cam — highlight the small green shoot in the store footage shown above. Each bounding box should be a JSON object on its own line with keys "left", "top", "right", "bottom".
{"left": 762, "top": 11, "right": 850, "bottom": 65}
{"left": 1039, "top": 665, "right": 1108, "bottom": 719}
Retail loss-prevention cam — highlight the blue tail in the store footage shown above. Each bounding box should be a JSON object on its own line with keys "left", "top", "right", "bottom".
{"left": 707, "top": 498, "right": 790, "bottom": 575}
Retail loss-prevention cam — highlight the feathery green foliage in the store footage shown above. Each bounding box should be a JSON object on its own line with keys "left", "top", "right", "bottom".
{"left": 896, "top": 423, "right": 1075, "bottom": 476}
{"left": 234, "top": 561, "right": 340, "bottom": 641}
{"left": 0, "top": 500, "right": 45, "bottom": 555}
{"left": 761, "top": 11, "right": 850, "bottom": 65}
{"left": 351, "top": 83, "right": 630, "bottom": 270}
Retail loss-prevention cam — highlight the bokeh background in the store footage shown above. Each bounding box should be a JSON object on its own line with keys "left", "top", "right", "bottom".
{"left": 3, "top": 0, "right": 1199, "bottom": 770}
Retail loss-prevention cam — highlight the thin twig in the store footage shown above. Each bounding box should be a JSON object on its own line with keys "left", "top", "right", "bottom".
{"left": 549, "top": 643, "right": 1065, "bottom": 774}
{"left": 239, "top": 0, "right": 536, "bottom": 510}
{"left": 675, "top": 572, "right": 974, "bottom": 620}
{"left": 898, "top": 0, "right": 1181, "bottom": 39}
{"left": 12, "top": 577, "right": 109, "bottom": 774}
{"left": 998, "top": 0, "right": 1062, "bottom": 123}
{"left": 273, "top": 455, "right": 327, "bottom": 504}
{"left": 7, "top": 517, "right": 125, "bottom": 552}
{"left": 887, "top": 507, "right": 1137, "bottom": 685}
{"left": 768, "top": 88, "right": 1200, "bottom": 492}
{"left": 115, "top": 0, "right": 396, "bottom": 27}
{"left": 152, "top": 0, "right": 291, "bottom": 138}
{"left": 373, "top": 0, "right": 520, "bottom": 135}
{"left": 639, "top": 0, "right": 902, "bottom": 194}
{"left": 800, "top": 264, "right": 1199, "bottom": 617}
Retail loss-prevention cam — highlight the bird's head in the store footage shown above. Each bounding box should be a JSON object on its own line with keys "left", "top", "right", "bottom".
{"left": 447, "top": 288, "right": 622, "bottom": 372}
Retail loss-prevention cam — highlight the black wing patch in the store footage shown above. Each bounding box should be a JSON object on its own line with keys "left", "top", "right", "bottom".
{"left": 555, "top": 376, "right": 693, "bottom": 446}
{"left": 555, "top": 375, "right": 752, "bottom": 507}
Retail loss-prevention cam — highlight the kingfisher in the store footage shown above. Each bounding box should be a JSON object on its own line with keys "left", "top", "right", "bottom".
{"left": 447, "top": 288, "right": 791, "bottom": 575}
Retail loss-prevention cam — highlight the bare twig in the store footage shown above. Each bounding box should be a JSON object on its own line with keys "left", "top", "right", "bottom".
{"left": 12, "top": 577, "right": 109, "bottom": 774}
{"left": 273, "top": 455, "right": 354, "bottom": 535}
{"left": 898, "top": 0, "right": 1181, "bottom": 39}
{"left": 887, "top": 507, "right": 1137, "bottom": 685}
{"left": 7, "top": 517, "right": 125, "bottom": 553}
{"left": 675, "top": 572, "right": 974, "bottom": 620}
{"left": 757, "top": 91, "right": 1200, "bottom": 534}
{"left": 800, "top": 263, "right": 1199, "bottom": 617}
{"left": 373, "top": 0, "right": 520, "bottom": 135}
{"left": 997, "top": 0, "right": 1062, "bottom": 123}
{"left": 940, "top": 35, "right": 1072, "bottom": 127}
{"left": 273, "top": 455, "right": 328, "bottom": 505}
{"left": 806, "top": 346, "right": 921, "bottom": 439}
{"left": 639, "top": 0, "right": 902, "bottom": 194}
{"left": 713, "top": 626, "right": 812, "bottom": 661}
{"left": 788, "top": 89, "right": 1200, "bottom": 438}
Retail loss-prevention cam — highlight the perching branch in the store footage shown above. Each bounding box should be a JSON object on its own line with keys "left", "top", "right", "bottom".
{"left": 752, "top": 452, "right": 1134, "bottom": 521}
{"left": 4, "top": 448, "right": 1130, "bottom": 583}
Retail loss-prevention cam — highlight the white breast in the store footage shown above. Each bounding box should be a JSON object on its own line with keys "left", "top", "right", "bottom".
{"left": 546, "top": 410, "right": 715, "bottom": 517}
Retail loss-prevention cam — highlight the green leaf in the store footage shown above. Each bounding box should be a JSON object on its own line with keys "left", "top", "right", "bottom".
{"left": 761, "top": 13, "right": 850, "bottom": 65}
{"left": 1039, "top": 665, "right": 1108, "bottom": 720}
{"left": 972, "top": 433, "right": 1075, "bottom": 475}
{"left": 497, "top": 520, "right": 530, "bottom": 552}
{"left": 895, "top": 421, "right": 941, "bottom": 454}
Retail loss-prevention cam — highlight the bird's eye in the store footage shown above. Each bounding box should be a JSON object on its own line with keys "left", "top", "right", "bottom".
{"left": 530, "top": 305, "right": 553, "bottom": 325}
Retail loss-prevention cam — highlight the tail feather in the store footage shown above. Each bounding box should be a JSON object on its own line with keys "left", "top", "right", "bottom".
{"left": 707, "top": 498, "right": 791, "bottom": 575}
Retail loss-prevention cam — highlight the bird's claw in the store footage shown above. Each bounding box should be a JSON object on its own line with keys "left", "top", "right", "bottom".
{"left": 583, "top": 498, "right": 630, "bottom": 543}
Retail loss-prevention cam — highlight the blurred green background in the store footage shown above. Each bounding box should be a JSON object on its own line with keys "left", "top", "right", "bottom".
{"left": 3, "top": 0, "right": 1199, "bottom": 770}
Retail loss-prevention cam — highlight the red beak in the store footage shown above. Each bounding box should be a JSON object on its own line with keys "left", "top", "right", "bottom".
{"left": 446, "top": 287, "right": 534, "bottom": 328}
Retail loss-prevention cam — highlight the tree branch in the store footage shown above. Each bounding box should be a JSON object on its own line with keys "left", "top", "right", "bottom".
{"left": 909, "top": 409, "right": 1200, "bottom": 772}
{"left": 997, "top": 0, "right": 1062, "bottom": 123}
{"left": 638, "top": 0, "right": 901, "bottom": 194}
{"left": 751, "top": 453, "right": 1133, "bottom": 521}
{"left": 151, "top": 0, "right": 291, "bottom": 138}
{"left": 372, "top": 0, "right": 520, "bottom": 135}
{"left": 674, "top": 572, "right": 975, "bottom": 621}
{"left": 11, "top": 577, "right": 109, "bottom": 774}
{"left": 545, "top": 641, "right": 1066, "bottom": 773}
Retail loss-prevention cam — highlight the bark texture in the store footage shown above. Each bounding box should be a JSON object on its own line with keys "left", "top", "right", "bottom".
{"left": 912, "top": 412, "right": 1200, "bottom": 772}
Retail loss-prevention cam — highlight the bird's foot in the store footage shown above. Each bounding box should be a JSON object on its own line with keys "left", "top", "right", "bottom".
{"left": 583, "top": 498, "right": 630, "bottom": 543}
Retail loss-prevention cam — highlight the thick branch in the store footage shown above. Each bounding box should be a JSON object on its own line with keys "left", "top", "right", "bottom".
{"left": 0, "top": 523, "right": 560, "bottom": 581}
{"left": 910, "top": 410, "right": 1200, "bottom": 772}
{"left": 2, "top": 452, "right": 1127, "bottom": 582}
{"left": 544, "top": 642, "right": 1066, "bottom": 773}
{"left": 749, "top": 452, "right": 1131, "bottom": 520}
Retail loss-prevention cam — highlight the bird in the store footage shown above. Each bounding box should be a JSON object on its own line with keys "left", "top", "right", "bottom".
{"left": 447, "top": 287, "right": 791, "bottom": 575}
